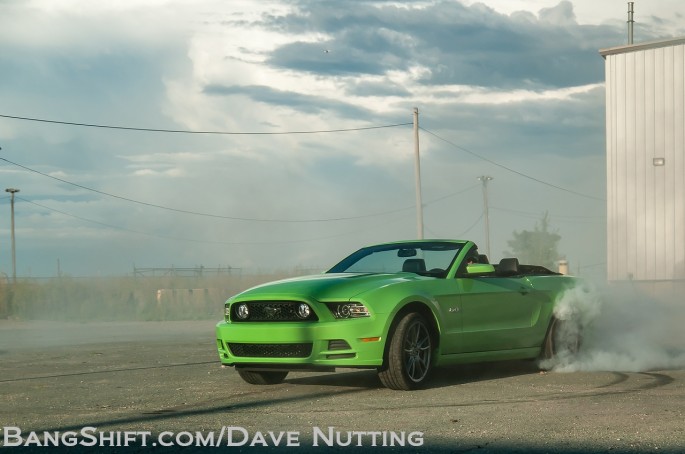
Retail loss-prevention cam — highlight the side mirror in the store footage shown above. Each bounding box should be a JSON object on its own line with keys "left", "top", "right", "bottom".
{"left": 466, "top": 263, "right": 496, "bottom": 275}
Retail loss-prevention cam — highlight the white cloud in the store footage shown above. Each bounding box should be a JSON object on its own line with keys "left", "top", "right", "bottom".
{"left": 464, "top": 0, "right": 685, "bottom": 36}
{"left": 0, "top": 0, "right": 681, "bottom": 277}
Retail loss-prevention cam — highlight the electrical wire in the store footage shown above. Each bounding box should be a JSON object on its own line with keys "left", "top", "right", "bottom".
{"left": 422, "top": 184, "right": 479, "bottom": 206}
{"left": 18, "top": 197, "right": 218, "bottom": 244}
{"left": 457, "top": 212, "right": 484, "bottom": 237}
{"left": 1, "top": 158, "right": 482, "bottom": 224}
{"left": 491, "top": 206, "right": 605, "bottom": 219}
{"left": 16, "top": 196, "right": 340, "bottom": 245}
{"left": 490, "top": 206, "right": 605, "bottom": 224}
{"left": 0, "top": 113, "right": 412, "bottom": 135}
{"left": 0, "top": 157, "right": 414, "bottom": 223}
{"left": 2, "top": 113, "right": 603, "bottom": 203}
{"left": 420, "top": 127, "right": 605, "bottom": 202}
{"left": 17, "top": 196, "right": 411, "bottom": 246}
{"left": 2, "top": 112, "right": 604, "bottom": 203}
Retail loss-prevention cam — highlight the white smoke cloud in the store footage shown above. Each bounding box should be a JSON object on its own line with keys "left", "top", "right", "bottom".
{"left": 542, "top": 282, "right": 685, "bottom": 373}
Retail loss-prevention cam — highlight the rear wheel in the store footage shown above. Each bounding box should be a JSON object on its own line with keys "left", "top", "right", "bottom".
{"left": 236, "top": 369, "right": 288, "bottom": 385}
{"left": 378, "top": 312, "right": 433, "bottom": 390}
{"left": 540, "top": 318, "right": 581, "bottom": 367}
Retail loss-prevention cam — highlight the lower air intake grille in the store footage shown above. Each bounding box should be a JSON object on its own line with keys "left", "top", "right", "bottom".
{"left": 228, "top": 343, "right": 312, "bottom": 358}
{"left": 328, "top": 340, "right": 351, "bottom": 351}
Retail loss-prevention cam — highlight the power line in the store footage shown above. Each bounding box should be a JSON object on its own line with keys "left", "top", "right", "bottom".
{"left": 419, "top": 127, "right": 605, "bottom": 202}
{"left": 1, "top": 158, "right": 481, "bottom": 224}
{"left": 424, "top": 211, "right": 483, "bottom": 239}
{"left": 17, "top": 196, "right": 408, "bottom": 246}
{"left": 1, "top": 112, "right": 602, "bottom": 203}
{"left": 14, "top": 179, "right": 481, "bottom": 246}
{"left": 17, "top": 196, "right": 343, "bottom": 245}
{"left": 491, "top": 205, "right": 605, "bottom": 222}
{"left": 21, "top": 196, "right": 349, "bottom": 245}
{"left": 1, "top": 158, "right": 413, "bottom": 223}
{"left": 457, "top": 212, "right": 484, "bottom": 237}
{"left": 422, "top": 184, "right": 479, "bottom": 206}
{"left": 0, "top": 113, "right": 412, "bottom": 135}
{"left": 18, "top": 197, "right": 217, "bottom": 244}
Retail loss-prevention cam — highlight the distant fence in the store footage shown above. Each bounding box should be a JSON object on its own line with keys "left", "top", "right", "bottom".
{"left": 133, "top": 266, "right": 240, "bottom": 277}
{"left": 155, "top": 287, "right": 231, "bottom": 305}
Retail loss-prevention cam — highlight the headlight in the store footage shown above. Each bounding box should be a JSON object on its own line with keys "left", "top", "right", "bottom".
{"left": 236, "top": 303, "right": 250, "bottom": 320}
{"left": 224, "top": 304, "right": 231, "bottom": 320}
{"left": 327, "top": 302, "right": 370, "bottom": 319}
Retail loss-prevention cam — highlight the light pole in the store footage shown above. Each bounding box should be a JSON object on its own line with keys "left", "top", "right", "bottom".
{"left": 5, "top": 188, "right": 19, "bottom": 284}
{"left": 477, "top": 176, "right": 493, "bottom": 258}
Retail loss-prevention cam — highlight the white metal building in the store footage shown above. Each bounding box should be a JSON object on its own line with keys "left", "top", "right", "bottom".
{"left": 600, "top": 37, "right": 685, "bottom": 283}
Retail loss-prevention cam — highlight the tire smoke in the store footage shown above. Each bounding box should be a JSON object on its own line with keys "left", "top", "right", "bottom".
{"left": 542, "top": 282, "right": 685, "bottom": 373}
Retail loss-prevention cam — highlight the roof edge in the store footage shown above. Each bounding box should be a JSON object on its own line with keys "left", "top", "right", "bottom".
{"left": 599, "top": 36, "right": 685, "bottom": 58}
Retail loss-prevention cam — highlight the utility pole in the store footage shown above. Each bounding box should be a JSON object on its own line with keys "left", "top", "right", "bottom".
{"left": 627, "top": 2, "right": 634, "bottom": 44}
{"left": 5, "top": 188, "right": 19, "bottom": 284}
{"left": 477, "top": 176, "right": 493, "bottom": 258}
{"left": 413, "top": 107, "right": 424, "bottom": 239}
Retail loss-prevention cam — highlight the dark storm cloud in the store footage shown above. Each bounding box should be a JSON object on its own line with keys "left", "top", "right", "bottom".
{"left": 346, "top": 80, "right": 411, "bottom": 97}
{"left": 203, "top": 83, "right": 371, "bottom": 119}
{"left": 416, "top": 86, "right": 606, "bottom": 159}
{"left": 0, "top": 49, "right": 178, "bottom": 180}
{"left": 261, "top": 1, "right": 622, "bottom": 89}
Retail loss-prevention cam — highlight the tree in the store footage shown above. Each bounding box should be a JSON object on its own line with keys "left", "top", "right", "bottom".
{"left": 505, "top": 212, "right": 561, "bottom": 270}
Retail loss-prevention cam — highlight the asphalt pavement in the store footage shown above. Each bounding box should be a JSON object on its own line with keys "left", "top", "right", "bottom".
{"left": 1, "top": 320, "right": 683, "bottom": 453}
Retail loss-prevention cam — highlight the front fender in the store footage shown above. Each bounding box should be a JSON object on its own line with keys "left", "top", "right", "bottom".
{"left": 371, "top": 292, "right": 444, "bottom": 357}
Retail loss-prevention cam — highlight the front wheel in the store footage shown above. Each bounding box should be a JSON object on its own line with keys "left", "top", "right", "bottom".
{"left": 236, "top": 369, "right": 288, "bottom": 385}
{"left": 378, "top": 312, "right": 433, "bottom": 390}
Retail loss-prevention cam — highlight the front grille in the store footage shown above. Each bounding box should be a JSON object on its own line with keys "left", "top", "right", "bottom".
{"left": 228, "top": 343, "right": 313, "bottom": 358}
{"left": 231, "top": 301, "right": 318, "bottom": 322}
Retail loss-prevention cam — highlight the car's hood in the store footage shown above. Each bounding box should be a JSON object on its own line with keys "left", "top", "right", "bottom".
{"left": 233, "top": 273, "right": 421, "bottom": 301}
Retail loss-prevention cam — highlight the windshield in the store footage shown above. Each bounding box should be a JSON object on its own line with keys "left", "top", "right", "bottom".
{"left": 327, "top": 241, "right": 463, "bottom": 277}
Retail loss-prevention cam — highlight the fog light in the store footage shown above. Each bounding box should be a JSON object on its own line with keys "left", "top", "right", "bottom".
{"left": 297, "top": 303, "right": 311, "bottom": 319}
{"left": 236, "top": 304, "right": 249, "bottom": 320}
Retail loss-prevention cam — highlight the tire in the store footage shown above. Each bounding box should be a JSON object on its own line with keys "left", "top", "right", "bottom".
{"left": 540, "top": 317, "right": 581, "bottom": 365}
{"left": 378, "top": 312, "right": 433, "bottom": 390}
{"left": 236, "top": 369, "right": 288, "bottom": 385}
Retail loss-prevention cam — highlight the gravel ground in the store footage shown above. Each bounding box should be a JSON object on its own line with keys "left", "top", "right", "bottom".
{"left": 1, "top": 320, "right": 684, "bottom": 453}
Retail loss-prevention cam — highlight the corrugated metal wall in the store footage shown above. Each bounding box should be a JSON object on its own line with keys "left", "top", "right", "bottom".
{"left": 603, "top": 40, "right": 685, "bottom": 281}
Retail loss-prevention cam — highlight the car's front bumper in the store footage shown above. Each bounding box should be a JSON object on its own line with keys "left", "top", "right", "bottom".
{"left": 215, "top": 318, "right": 386, "bottom": 369}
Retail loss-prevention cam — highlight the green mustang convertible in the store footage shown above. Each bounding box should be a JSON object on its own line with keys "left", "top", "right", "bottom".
{"left": 216, "top": 239, "right": 581, "bottom": 390}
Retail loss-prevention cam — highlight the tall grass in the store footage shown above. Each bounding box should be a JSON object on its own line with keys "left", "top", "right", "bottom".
{"left": 0, "top": 270, "right": 306, "bottom": 322}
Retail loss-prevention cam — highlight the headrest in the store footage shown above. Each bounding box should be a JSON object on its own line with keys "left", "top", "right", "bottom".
{"left": 402, "top": 258, "right": 426, "bottom": 273}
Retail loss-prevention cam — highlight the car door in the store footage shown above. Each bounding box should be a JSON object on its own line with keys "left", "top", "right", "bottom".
{"left": 454, "top": 275, "right": 546, "bottom": 353}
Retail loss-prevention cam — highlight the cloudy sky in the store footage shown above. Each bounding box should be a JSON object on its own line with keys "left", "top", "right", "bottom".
{"left": 1, "top": 0, "right": 684, "bottom": 278}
